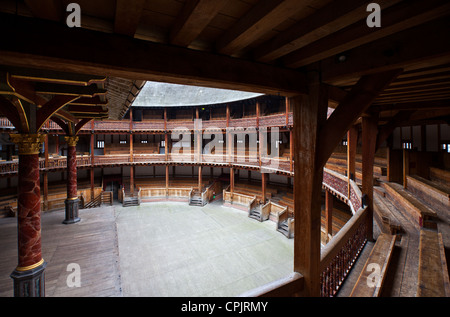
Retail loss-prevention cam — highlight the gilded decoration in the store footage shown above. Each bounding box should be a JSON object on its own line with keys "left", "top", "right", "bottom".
{"left": 9, "top": 134, "right": 45, "bottom": 155}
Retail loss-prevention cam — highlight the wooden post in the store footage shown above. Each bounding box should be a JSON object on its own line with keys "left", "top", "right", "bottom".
{"left": 261, "top": 172, "right": 267, "bottom": 204}
{"left": 256, "top": 101, "right": 260, "bottom": 128}
{"left": 55, "top": 134, "right": 59, "bottom": 155}
{"left": 129, "top": 109, "right": 134, "bottom": 194}
{"left": 230, "top": 167, "right": 234, "bottom": 200}
{"left": 347, "top": 125, "right": 357, "bottom": 198}
{"left": 198, "top": 166, "right": 202, "bottom": 192}
{"left": 43, "top": 134, "right": 49, "bottom": 211}
{"left": 165, "top": 165, "right": 169, "bottom": 197}
{"left": 130, "top": 135, "right": 134, "bottom": 194}
{"left": 285, "top": 97, "right": 289, "bottom": 126}
{"left": 403, "top": 148, "right": 409, "bottom": 188}
{"left": 165, "top": 133, "right": 168, "bottom": 160}
{"left": 90, "top": 131, "right": 95, "bottom": 199}
{"left": 325, "top": 190, "right": 333, "bottom": 238}
{"left": 292, "top": 74, "right": 327, "bottom": 297}
{"left": 361, "top": 114, "right": 379, "bottom": 242}
{"left": 164, "top": 108, "right": 167, "bottom": 130}
{"left": 289, "top": 129, "right": 293, "bottom": 172}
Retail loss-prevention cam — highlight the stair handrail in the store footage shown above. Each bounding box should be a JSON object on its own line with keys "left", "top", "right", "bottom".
{"left": 248, "top": 197, "right": 257, "bottom": 213}
{"left": 261, "top": 200, "right": 271, "bottom": 221}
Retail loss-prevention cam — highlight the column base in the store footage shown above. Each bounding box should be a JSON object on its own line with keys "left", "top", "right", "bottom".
{"left": 10, "top": 261, "right": 47, "bottom": 297}
{"left": 63, "top": 198, "right": 80, "bottom": 224}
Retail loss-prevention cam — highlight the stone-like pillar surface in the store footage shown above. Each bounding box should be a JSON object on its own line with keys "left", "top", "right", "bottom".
{"left": 9, "top": 133, "right": 47, "bottom": 297}
{"left": 64, "top": 136, "right": 80, "bottom": 224}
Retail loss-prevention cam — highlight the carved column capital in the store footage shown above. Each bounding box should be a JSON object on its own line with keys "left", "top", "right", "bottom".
{"left": 64, "top": 136, "right": 79, "bottom": 147}
{"left": 9, "top": 134, "right": 45, "bottom": 155}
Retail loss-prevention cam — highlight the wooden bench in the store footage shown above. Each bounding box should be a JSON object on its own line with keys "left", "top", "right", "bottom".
{"left": 350, "top": 233, "right": 397, "bottom": 297}
{"left": 381, "top": 182, "right": 438, "bottom": 229}
{"left": 429, "top": 167, "right": 450, "bottom": 187}
{"left": 406, "top": 175, "right": 450, "bottom": 217}
{"left": 373, "top": 192, "right": 402, "bottom": 235}
{"left": 417, "top": 229, "right": 450, "bottom": 297}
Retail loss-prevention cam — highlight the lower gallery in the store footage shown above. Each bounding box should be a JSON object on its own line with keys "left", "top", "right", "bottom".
{"left": 0, "top": 0, "right": 449, "bottom": 298}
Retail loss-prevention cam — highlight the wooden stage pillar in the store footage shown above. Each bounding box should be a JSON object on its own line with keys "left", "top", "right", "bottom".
{"left": 90, "top": 130, "right": 95, "bottom": 200}
{"left": 129, "top": 110, "right": 134, "bottom": 194}
{"left": 9, "top": 133, "right": 47, "bottom": 297}
{"left": 63, "top": 136, "right": 80, "bottom": 224}
{"left": 43, "top": 133, "right": 49, "bottom": 211}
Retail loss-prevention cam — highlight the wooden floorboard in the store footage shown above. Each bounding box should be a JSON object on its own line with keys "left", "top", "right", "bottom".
{"left": 0, "top": 207, "right": 122, "bottom": 297}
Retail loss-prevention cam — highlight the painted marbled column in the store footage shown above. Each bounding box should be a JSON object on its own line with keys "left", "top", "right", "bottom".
{"left": 63, "top": 136, "right": 80, "bottom": 224}
{"left": 9, "top": 134, "right": 47, "bottom": 297}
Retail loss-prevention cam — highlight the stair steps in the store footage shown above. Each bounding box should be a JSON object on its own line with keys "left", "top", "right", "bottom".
{"left": 277, "top": 219, "right": 290, "bottom": 237}
{"left": 123, "top": 197, "right": 139, "bottom": 207}
{"left": 189, "top": 195, "right": 205, "bottom": 206}
{"left": 248, "top": 208, "right": 261, "bottom": 221}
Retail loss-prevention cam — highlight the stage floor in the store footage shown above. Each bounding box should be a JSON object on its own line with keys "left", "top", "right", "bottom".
{"left": 0, "top": 200, "right": 293, "bottom": 297}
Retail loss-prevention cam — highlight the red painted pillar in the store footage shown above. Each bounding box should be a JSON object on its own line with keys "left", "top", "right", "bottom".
{"left": 64, "top": 136, "right": 80, "bottom": 224}
{"left": 9, "top": 133, "right": 46, "bottom": 297}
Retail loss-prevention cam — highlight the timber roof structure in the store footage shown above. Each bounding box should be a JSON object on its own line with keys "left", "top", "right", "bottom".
{"left": 0, "top": 0, "right": 448, "bottom": 128}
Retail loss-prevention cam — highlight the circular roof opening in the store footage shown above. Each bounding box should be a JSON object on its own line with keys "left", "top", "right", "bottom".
{"left": 132, "top": 81, "right": 264, "bottom": 107}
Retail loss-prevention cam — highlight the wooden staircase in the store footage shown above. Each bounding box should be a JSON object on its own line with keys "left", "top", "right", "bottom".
{"left": 123, "top": 196, "right": 139, "bottom": 207}
{"left": 189, "top": 189, "right": 205, "bottom": 206}
{"left": 248, "top": 204, "right": 264, "bottom": 221}
{"left": 277, "top": 219, "right": 291, "bottom": 237}
{"left": 83, "top": 191, "right": 113, "bottom": 209}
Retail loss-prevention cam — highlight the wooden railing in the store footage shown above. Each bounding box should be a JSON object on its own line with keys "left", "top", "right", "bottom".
{"left": 319, "top": 206, "right": 368, "bottom": 297}
{"left": 0, "top": 113, "right": 294, "bottom": 133}
{"left": 223, "top": 190, "right": 256, "bottom": 211}
{"left": 322, "top": 168, "right": 349, "bottom": 205}
{"left": 239, "top": 272, "right": 303, "bottom": 297}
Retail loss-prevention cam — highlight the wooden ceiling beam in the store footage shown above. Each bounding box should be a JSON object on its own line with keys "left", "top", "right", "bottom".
{"left": 75, "top": 118, "right": 94, "bottom": 135}
{"left": 216, "top": 0, "right": 301, "bottom": 56}
{"left": 67, "top": 105, "right": 108, "bottom": 114}
{"left": 255, "top": 0, "right": 400, "bottom": 63}
{"left": 316, "top": 69, "right": 402, "bottom": 169}
{"left": 114, "top": 0, "right": 146, "bottom": 37}
{"left": 170, "top": 0, "right": 228, "bottom": 47}
{"left": 6, "top": 66, "right": 106, "bottom": 86}
{"left": 24, "top": 0, "right": 63, "bottom": 22}
{"left": 321, "top": 17, "right": 450, "bottom": 85}
{"left": 36, "top": 95, "right": 80, "bottom": 131}
{"left": 374, "top": 100, "right": 450, "bottom": 112}
{"left": 0, "top": 13, "right": 306, "bottom": 96}
{"left": 282, "top": 0, "right": 450, "bottom": 68}
{"left": 70, "top": 96, "right": 108, "bottom": 106}
{"left": 34, "top": 83, "right": 107, "bottom": 96}
{"left": 0, "top": 96, "right": 26, "bottom": 132}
